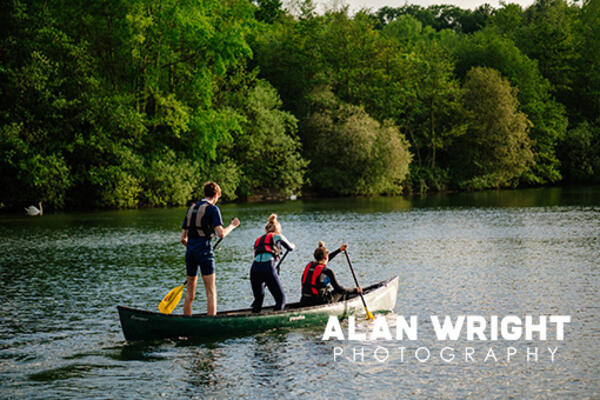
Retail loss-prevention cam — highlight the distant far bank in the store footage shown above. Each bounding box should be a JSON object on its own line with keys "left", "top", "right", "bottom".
{"left": 2, "top": 1, "right": 598, "bottom": 211}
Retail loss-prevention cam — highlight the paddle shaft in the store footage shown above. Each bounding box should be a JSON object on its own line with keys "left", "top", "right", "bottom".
{"left": 343, "top": 250, "right": 370, "bottom": 311}
{"left": 275, "top": 249, "right": 290, "bottom": 275}
{"left": 212, "top": 237, "right": 223, "bottom": 251}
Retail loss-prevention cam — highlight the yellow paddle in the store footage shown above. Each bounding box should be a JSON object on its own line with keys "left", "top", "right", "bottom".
{"left": 344, "top": 250, "right": 375, "bottom": 320}
{"left": 158, "top": 237, "right": 223, "bottom": 314}
{"left": 158, "top": 280, "right": 186, "bottom": 314}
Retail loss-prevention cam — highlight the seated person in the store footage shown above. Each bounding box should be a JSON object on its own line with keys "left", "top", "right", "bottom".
{"left": 299, "top": 241, "right": 362, "bottom": 307}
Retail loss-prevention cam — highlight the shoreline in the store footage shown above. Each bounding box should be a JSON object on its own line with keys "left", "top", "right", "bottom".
{"left": 1, "top": 183, "right": 599, "bottom": 214}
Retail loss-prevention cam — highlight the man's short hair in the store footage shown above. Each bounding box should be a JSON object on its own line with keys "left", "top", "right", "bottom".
{"left": 203, "top": 182, "right": 222, "bottom": 198}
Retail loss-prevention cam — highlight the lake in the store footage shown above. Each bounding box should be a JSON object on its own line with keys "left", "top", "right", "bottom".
{"left": 1, "top": 186, "right": 599, "bottom": 399}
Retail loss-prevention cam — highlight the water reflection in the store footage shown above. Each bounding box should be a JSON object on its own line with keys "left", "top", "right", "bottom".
{"left": 113, "top": 342, "right": 168, "bottom": 362}
{"left": 186, "top": 344, "right": 220, "bottom": 387}
{"left": 0, "top": 186, "right": 599, "bottom": 399}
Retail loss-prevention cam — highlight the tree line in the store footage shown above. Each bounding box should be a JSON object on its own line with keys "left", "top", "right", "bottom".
{"left": 1, "top": 0, "right": 598, "bottom": 209}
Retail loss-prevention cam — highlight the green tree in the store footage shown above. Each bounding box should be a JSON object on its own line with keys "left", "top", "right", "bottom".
{"left": 254, "top": 0, "right": 284, "bottom": 23}
{"left": 141, "top": 150, "right": 198, "bottom": 207}
{"left": 453, "top": 28, "right": 567, "bottom": 185}
{"left": 375, "top": 4, "right": 491, "bottom": 33}
{"left": 517, "top": 0, "right": 580, "bottom": 113}
{"left": 378, "top": 16, "right": 468, "bottom": 192}
{"left": 1, "top": 0, "right": 262, "bottom": 209}
{"left": 252, "top": 9, "right": 324, "bottom": 117}
{"left": 488, "top": 3, "right": 526, "bottom": 39}
{"left": 0, "top": 2, "right": 98, "bottom": 208}
{"left": 303, "top": 87, "right": 412, "bottom": 195}
{"left": 258, "top": 8, "right": 466, "bottom": 193}
{"left": 122, "top": 0, "right": 255, "bottom": 163}
{"left": 217, "top": 76, "right": 308, "bottom": 199}
{"left": 405, "top": 40, "right": 466, "bottom": 192}
{"left": 382, "top": 14, "right": 425, "bottom": 45}
{"left": 557, "top": 122, "right": 600, "bottom": 182}
{"left": 453, "top": 67, "right": 534, "bottom": 189}
{"left": 573, "top": 0, "right": 600, "bottom": 123}
{"left": 0, "top": 123, "right": 72, "bottom": 207}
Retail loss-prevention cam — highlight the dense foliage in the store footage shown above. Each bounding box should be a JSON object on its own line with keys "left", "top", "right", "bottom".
{"left": 1, "top": 0, "right": 598, "bottom": 209}
{"left": 453, "top": 67, "right": 534, "bottom": 189}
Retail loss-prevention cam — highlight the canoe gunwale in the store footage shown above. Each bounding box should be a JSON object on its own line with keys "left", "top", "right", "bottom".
{"left": 117, "top": 276, "right": 399, "bottom": 320}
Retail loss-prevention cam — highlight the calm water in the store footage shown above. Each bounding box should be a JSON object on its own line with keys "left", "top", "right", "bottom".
{"left": 1, "top": 187, "right": 599, "bottom": 399}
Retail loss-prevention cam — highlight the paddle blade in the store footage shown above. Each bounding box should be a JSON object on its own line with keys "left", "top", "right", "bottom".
{"left": 158, "top": 284, "right": 185, "bottom": 314}
{"left": 365, "top": 308, "right": 375, "bottom": 321}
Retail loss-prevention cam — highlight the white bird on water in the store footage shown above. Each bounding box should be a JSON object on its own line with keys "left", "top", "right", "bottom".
{"left": 25, "top": 202, "right": 43, "bottom": 216}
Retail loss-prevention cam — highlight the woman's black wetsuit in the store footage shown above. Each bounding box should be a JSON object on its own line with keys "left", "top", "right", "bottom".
{"left": 250, "top": 233, "right": 294, "bottom": 313}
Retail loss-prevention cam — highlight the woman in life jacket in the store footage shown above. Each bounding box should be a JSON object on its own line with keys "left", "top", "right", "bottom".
{"left": 250, "top": 214, "right": 295, "bottom": 313}
{"left": 300, "top": 241, "right": 362, "bottom": 307}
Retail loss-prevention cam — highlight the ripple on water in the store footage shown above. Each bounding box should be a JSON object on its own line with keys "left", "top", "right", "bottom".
{"left": 1, "top": 191, "right": 600, "bottom": 399}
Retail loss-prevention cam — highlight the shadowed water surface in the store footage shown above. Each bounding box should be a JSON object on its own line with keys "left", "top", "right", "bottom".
{"left": 1, "top": 186, "right": 599, "bottom": 399}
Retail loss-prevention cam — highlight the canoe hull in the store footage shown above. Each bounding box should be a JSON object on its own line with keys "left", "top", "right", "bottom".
{"left": 118, "top": 276, "right": 399, "bottom": 341}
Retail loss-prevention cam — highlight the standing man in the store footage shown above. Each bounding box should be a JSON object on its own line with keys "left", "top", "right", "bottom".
{"left": 181, "top": 182, "right": 240, "bottom": 316}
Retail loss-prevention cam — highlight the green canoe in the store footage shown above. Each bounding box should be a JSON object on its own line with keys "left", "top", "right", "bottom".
{"left": 117, "top": 276, "right": 399, "bottom": 341}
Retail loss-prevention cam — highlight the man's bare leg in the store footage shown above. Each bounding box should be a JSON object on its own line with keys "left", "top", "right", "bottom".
{"left": 202, "top": 273, "right": 217, "bottom": 316}
{"left": 183, "top": 276, "right": 198, "bottom": 316}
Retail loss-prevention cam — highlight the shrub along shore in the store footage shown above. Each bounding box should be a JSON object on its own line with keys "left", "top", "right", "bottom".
{"left": 1, "top": 0, "right": 599, "bottom": 210}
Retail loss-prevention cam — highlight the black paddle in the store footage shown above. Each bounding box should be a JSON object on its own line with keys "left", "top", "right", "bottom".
{"left": 275, "top": 249, "right": 290, "bottom": 275}
{"left": 212, "top": 237, "right": 223, "bottom": 251}
{"left": 343, "top": 250, "right": 375, "bottom": 320}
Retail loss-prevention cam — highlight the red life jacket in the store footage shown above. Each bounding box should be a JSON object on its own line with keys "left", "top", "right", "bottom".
{"left": 302, "top": 261, "right": 326, "bottom": 296}
{"left": 254, "top": 233, "right": 279, "bottom": 256}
